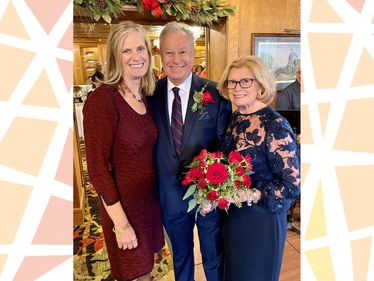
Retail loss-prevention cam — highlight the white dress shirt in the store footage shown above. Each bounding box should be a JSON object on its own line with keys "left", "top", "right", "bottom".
{"left": 167, "top": 73, "right": 192, "bottom": 124}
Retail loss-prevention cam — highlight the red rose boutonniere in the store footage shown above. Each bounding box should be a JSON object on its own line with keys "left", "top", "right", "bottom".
{"left": 191, "top": 82, "right": 215, "bottom": 112}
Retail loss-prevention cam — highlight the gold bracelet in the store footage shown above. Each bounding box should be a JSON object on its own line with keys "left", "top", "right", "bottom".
{"left": 112, "top": 222, "right": 131, "bottom": 235}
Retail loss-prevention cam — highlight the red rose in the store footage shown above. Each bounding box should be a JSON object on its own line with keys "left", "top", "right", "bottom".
{"left": 210, "top": 151, "right": 223, "bottom": 159}
{"left": 242, "top": 174, "right": 252, "bottom": 187}
{"left": 196, "top": 149, "right": 208, "bottom": 161}
{"left": 182, "top": 173, "right": 193, "bottom": 186}
{"left": 217, "top": 198, "right": 229, "bottom": 209}
{"left": 207, "top": 190, "right": 219, "bottom": 201}
{"left": 235, "top": 167, "right": 244, "bottom": 176}
{"left": 234, "top": 181, "right": 241, "bottom": 188}
{"left": 190, "top": 167, "right": 204, "bottom": 180}
{"left": 198, "top": 178, "right": 207, "bottom": 189}
{"left": 201, "top": 91, "right": 215, "bottom": 104}
{"left": 199, "top": 161, "right": 206, "bottom": 167}
{"left": 228, "top": 150, "right": 242, "bottom": 163}
{"left": 244, "top": 154, "right": 252, "bottom": 162}
{"left": 206, "top": 162, "right": 228, "bottom": 184}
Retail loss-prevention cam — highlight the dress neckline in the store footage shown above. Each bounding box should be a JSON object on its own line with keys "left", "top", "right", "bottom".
{"left": 116, "top": 89, "right": 147, "bottom": 116}
{"left": 237, "top": 106, "right": 269, "bottom": 116}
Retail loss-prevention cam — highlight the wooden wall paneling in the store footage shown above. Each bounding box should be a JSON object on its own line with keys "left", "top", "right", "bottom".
{"left": 207, "top": 23, "right": 227, "bottom": 83}
{"left": 73, "top": 40, "right": 107, "bottom": 84}
{"left": 74, "top": 44, "right": 84, "bottom": 85}
{"left": 225, "top": 0, "right": 300, "bottom": 59}
{"left": 98, "top": 42, "right": 107, "bottom": 66}
{"left": 225, "top": 0, "right": 240, "bottom": 66}
{"left": 242, "top": 0, "right": 300, "bottom": 56}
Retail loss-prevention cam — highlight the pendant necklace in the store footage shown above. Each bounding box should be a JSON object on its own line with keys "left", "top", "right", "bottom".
{"left": 131, "top": 93, "right": 142, "bottom": 103}
{"left": 122, "top": 84, "right": 143, "bottom": 103}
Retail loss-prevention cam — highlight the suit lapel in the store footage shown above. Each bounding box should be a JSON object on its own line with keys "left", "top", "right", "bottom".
{"left": 156, "top": 79, "right": 174, "bottom": 147}
{"left": 180, "top": 74, "right": 203, "bottom": 153}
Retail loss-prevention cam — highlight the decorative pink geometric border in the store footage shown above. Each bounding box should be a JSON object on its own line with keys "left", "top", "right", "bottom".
{"left": 0, "top": 0, "right": 73, "bottom": 279}
{"left": 1, "top": 0, "right": 373, "bottom": 280}
{"left": 301, "top": 0, "right": 374, "bottom": 280}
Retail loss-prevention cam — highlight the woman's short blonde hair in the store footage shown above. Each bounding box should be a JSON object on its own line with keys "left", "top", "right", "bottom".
{"left": 103, "top": 21, "right": 155, "bottom": 96}
{"left": 217, "top": 55, "right": 277, "bottom": 105}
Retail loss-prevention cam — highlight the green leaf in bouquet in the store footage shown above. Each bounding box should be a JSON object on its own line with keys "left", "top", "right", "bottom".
{"left": 187, "top": 199, "right": 197, "bottom": 212}
{"left": 226, "top": 178, "right": 234, "bottom": 186}
{"left": 247, "top": 170, "right": 255, "bottom": 175}
{"left": 234, "top": 200, "right": 243, "bottom": 208}
{"left": 183, "top": 184, "right": 196, "bottom": 200}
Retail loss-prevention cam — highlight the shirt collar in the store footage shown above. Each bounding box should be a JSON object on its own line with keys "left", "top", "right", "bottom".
{"left": 167, "top": 73, "right": 192, "bottom": 95}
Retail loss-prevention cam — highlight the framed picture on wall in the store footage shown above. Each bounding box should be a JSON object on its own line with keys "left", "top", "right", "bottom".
{"left": 251, "top": 33, "right": 300, "bottom": 90}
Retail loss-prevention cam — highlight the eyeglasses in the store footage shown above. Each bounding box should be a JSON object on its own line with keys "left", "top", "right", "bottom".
{"left": 225, "top": 78, "right": 256, "bottom": 89}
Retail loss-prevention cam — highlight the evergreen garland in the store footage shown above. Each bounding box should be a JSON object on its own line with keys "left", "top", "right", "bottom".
{"left": 74, "top": 0, "right": 235, "bottom": 25}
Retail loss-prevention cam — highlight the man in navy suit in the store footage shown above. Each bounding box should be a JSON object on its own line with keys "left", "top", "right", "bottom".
{"left": 148, "top": 22, "right": 231, "bottom": 281}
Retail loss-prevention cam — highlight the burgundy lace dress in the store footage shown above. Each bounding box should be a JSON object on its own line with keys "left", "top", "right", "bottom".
{"left": 83, "top": 85, "right": 164, "bottom": 280}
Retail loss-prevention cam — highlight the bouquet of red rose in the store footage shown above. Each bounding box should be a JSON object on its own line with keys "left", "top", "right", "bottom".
{"left": 182, "top": 149, "right": 255, "bottom": 215}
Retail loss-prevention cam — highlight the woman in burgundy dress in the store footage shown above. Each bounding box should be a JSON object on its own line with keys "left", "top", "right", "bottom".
{"left": 83, "top": 21, "right": 164, "bottom": 281}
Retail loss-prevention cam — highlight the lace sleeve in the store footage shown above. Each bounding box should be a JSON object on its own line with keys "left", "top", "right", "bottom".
{"left": 260, "top": 117, "right": 300, "bottom": 212}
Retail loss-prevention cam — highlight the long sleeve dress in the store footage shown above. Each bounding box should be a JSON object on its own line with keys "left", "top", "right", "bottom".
{"left": 221, "top": 107, "right": 300, "bottom": 281}
{"left": 83, "top": 85, "right": 164, "bottom": 281}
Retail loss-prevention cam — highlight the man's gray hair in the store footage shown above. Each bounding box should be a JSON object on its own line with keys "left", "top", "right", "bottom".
{"left": 159, "top": 21, "right": 195, "bottom": 49}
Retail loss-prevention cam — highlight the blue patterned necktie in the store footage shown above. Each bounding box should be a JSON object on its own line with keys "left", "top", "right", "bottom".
{"left": 171, "top": 87, "right": 183, "bottom": 155}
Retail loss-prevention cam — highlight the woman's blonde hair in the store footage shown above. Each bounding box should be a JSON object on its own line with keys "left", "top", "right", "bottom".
{"left": 103, "top": 21, "right": 155, "bottom": 96}
{"left": 217, "top": 55, "right": 277, "bottom": 105}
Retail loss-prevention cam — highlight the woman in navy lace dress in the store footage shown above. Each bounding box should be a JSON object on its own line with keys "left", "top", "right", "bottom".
{"left": 217, "top": 56, "right": 300, "bottom": 281}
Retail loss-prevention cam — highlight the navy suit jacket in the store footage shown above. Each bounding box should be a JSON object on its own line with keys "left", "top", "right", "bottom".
{"left": 148, "top": 74, "right": 232, "bottom": 216}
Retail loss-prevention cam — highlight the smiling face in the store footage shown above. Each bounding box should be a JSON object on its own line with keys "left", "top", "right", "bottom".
{"left": 160, "top": 31, "right": 194, "bottom": 85}
{"left": 121, "top": 31, "right": 149, "bottom": 81}
{"left": 227, "top": 66, "right": 261, "bottom": 112}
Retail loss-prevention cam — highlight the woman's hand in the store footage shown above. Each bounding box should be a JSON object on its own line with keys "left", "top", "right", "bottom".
{"left": 199, "top": 202, "right": 215, "bottom": 216}
{"left": 236, "top": 188, "right": 261, "bottom": 203}
{"left": 249, "top": 188, "right": 261, "bottom": 203}
{"left": 113, "top": 223, "right": 138, "bottom": 250}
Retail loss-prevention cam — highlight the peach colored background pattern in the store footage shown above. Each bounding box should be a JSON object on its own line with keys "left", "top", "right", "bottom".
{"left": 0, "top": 0, "right": 72, "bottom": 280}
{"left": 1, "top": 0, "right": 374, "bottom": 280}
{"left": 302, "top": 0, "right": 374, "bottom": 280}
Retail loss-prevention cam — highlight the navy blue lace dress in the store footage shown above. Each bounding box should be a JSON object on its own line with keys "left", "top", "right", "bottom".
{"left": 221, "top": 107, "right": 300, "bottom": 281}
